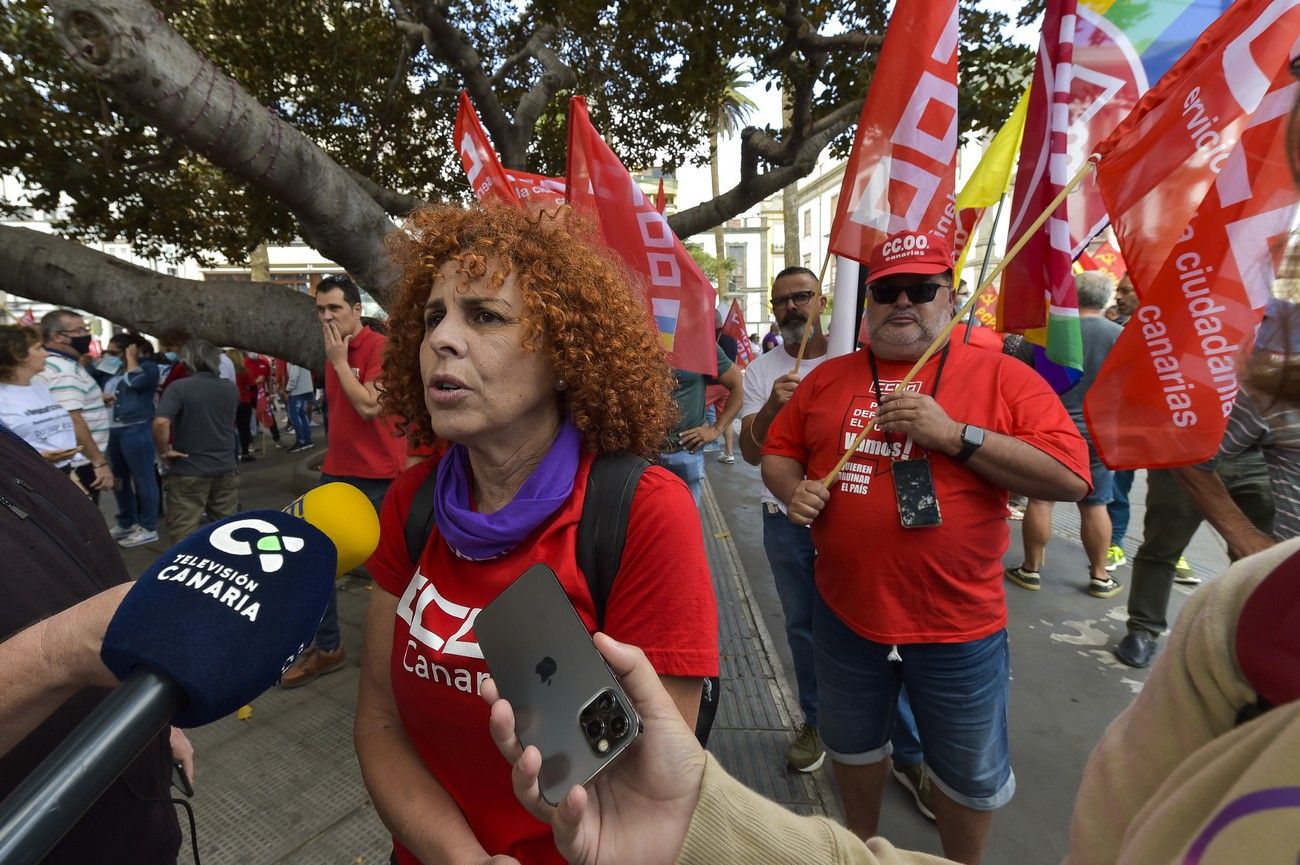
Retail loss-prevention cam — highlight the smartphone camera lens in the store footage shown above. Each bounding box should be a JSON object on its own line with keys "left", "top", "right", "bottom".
{"left": 609, "top": 714, "right": 628, "bottom": 738}
{"left": 597, "top": 692, "right": 615, "bottom": 712}
{"left": 584, "top": 718, "right": 605, "bottom": 741}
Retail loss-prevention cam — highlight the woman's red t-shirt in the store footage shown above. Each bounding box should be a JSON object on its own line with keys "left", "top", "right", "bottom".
{"left": 367, "top": 450, "right": 719, "bottom": 864}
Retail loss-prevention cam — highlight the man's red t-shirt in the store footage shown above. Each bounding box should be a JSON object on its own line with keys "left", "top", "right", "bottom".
{"left": 764, "top": 339, "right": 1089, "bottom": 644}
{"left": 368, "top": 451, "right": 719, "bottom": 865}
{"left": 322, "top": 326, "right": 406, "bottom": 479}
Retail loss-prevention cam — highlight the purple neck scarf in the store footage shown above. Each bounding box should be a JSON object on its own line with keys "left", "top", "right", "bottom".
{"left": 433, "top": 417, "right": 581, "bottom": 561}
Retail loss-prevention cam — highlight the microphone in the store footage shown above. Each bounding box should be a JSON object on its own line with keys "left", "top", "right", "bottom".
{"left": 0, "top": 490, "right": 379, "bottom": 865}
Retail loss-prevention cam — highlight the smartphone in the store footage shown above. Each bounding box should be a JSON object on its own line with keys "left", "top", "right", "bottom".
{"left": 893, "top": 458, "right": 942, "bottom": 528}
{"left": 475, "top": 563, "right": 642, "bottom": 805}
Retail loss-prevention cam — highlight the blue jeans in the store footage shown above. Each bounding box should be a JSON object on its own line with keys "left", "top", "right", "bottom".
{"left": 762, "top": 506, "right": 819, "bottom": 726}
{"left": 314, "top": 473, "right": 393, "bottom": 652}
{"left": 108, "top": 421, "right": 160, "bottom": 532}
{"left": 658, "top": 450, "right": 704, "bottom": 505}
{"left": 1108, "top": 469, "right": 1135, "bottom": 546}
{"left": 814, "top": 590, "right": 1014, "bottom": 809}
{"left": 287, "top": 394, "right": 314, "bottom": 445}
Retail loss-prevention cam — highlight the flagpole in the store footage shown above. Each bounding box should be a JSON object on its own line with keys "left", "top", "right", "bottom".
{"left": 792, "top": 252, "right": 834, "bottom": 376}
{"left": 963, "top": 194, "right": 1006, "bottom": 343}
{"left": 819, "top": 159, "right": 1095, "bottom": 487}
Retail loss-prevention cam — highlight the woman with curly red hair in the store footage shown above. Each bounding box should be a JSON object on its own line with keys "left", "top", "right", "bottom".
{"left": 355, "top": 203, "right": 719, "bottom": 865}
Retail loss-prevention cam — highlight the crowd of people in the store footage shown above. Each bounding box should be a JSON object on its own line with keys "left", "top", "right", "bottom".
{"left": 2, "top": 107, "right": 1299, "bottom": 865}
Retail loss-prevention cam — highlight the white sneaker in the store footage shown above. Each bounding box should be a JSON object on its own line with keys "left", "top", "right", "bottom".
{"left": 109, "top": 523, "right": 138, "bottom": 540}
{"left": 118, "top": 527, "right": 159, "bottom": 548}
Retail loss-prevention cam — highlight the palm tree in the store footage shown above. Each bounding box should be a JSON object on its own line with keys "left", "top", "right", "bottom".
{"left": 709, "top": 65, "right": 758, "bottom": 295}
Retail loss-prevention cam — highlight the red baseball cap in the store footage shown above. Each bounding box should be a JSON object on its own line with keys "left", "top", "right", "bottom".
{"left": 866, "top": 231, "right": 953, "bottom": 282}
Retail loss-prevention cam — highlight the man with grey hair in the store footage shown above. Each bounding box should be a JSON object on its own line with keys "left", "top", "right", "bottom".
{"left": 152, "top": 339, "right": 240, "bottom": 540}
{"left": 1008, "top": 270, "right": 1126, "bottom": 598}
{"left": 35, "top": 308, "right": 114, "bottom": 503}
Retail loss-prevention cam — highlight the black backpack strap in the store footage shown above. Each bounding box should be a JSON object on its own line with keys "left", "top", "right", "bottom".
{"left": 576, "top": 452, "right": 650, "bottom": 629}
{"left": 405, "top": 466, "right": 441, "bottom": 567}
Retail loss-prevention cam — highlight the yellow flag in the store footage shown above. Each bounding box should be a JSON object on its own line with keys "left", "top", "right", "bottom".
{"left": 954, "top": 84, "right": 1031, "bottom": 275}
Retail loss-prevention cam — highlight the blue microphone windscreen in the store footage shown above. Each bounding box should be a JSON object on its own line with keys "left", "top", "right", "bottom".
{"left": 102, "top": 510, "right": 337, "bottom": 726}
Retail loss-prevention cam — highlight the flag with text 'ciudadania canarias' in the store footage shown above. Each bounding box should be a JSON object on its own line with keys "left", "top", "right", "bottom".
{"left": 999, "top": 0, "right": 1083, "bottom": 394}
{"left": 1084, "top": 0, "right": 1300, "bottom": 470}
{"left": 454, "top": 91, "right": 566, "bottom": 211}
{"left": 826, "top": 0, "right": 959, "bottom": 264}
{"left": 565, "top": 96, "right": 717, "bottom": 376}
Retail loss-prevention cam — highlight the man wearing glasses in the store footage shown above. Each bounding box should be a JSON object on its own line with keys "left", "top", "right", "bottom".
{"left": 36, "top": 309, "right": 114, "bottom": 501}
{"left": 762, "top": 231, "right": 1090, "bottom": 864}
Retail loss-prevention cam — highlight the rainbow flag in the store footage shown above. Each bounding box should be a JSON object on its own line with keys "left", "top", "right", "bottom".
{"left": 652, "top": 298, "right": 681, "bottom": 352}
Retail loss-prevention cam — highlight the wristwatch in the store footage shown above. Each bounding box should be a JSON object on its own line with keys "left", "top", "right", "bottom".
{"left": 954, "top": 424, "right": 985, "bottom": 463}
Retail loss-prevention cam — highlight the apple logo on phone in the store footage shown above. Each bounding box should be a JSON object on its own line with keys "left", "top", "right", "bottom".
{"left": 535, "top": 656, "right": 557, "bottom": 686}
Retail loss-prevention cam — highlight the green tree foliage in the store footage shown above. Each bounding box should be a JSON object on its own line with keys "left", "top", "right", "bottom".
{"left": 0, "top": 0, "right": 1035, "bottom": 267}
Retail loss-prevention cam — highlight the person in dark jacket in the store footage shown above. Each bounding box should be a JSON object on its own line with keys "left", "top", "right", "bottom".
{"left": 0, "top": 421, "right": 188, "bottom": 865}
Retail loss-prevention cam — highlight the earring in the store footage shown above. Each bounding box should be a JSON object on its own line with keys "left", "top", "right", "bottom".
{"left": 556, "top": 379, "right": 567, "bottom": 391}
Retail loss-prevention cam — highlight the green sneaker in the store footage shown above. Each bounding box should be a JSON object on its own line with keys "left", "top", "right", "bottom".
{"left": 1174, "top": 556, "right": 1200, "bottom": 585}
{"left": 787, "top": 723, "right": 825, "bottom": 773}
{"left": 1105, "top": 544, "right": 1127, "bottom": 571}
{"left": 1005, "top": 565, "right": 1041, "bottom": 591}
{"left": 891, "top": 761, "right": 936, "bottom": 821}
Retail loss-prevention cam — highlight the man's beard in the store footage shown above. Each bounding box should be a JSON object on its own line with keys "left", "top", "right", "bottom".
{"left": 868, "top": 309, "right": 949, "bottom": 354}
{"left": 780, "top": 316, "right": 812, "bottom": 345}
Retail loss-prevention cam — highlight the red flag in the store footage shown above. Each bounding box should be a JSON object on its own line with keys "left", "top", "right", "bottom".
{"left": 950, "top": 207, "right": 983, "bottom": 264}
{"left": 999, "top": 0, "right": 1080, "bottom": 335}
{"left": 454, "top": 91, "right": 516, "bottom": 205}
{"left": 1081, "top": 239, "right": 1127, "bottom": 283}
{"left": 566, "top": 96, "right": 717, "bottom": 376}
{"left": 1084, "top": 0, "right": 1300, "bottom": 470}
{"left": 19, "top": 307, "right": 36, "bottom": 325}
{"left": 454, "top": 92, "right": 566, "bottom": 211}
{"left": 656, "top": 177, "right": 666, "bottom": 214}
{"left": 827, "top": 0, "right": 959, "bottom": 263}
{"left": 722, "top": 299, "right": 755, "bottom": 368}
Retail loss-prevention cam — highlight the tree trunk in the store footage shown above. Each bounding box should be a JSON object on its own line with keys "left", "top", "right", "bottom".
{"left": 0, "top": 226, "right": 323, "bottom": 368}
{"left": 249, "top": 242, "right": 271, "bottom": 283}
{"left": 48, "top": 0, "right": 397, "bottom": 305}
{"left": 709, "top": 124, "right": 727, "bottom": 296}
{"left": 781, "top": 88, "right": 801, "bottom": 270}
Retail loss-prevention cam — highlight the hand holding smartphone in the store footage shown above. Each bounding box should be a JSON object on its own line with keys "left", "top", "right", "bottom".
{"left": 475, "top": 564, "right": 642, "bottom": 805}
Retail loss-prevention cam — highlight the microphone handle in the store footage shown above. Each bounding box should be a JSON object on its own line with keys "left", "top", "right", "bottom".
{"left": 0, "top": 668, "right": 186, "bottom": 865}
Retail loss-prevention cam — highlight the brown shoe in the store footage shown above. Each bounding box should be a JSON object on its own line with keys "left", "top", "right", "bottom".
{"left": 280, "top": 646, "right": 347, "bottom": 688}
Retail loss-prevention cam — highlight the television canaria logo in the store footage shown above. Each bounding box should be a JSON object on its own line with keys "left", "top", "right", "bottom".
{"left": 209, "top": 518, "right": 305, "bottom": 573}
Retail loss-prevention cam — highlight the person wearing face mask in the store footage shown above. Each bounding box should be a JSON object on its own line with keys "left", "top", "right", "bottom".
{"left": 35, "top": 309, "right": 114, "bottom": 502}
{"left": 92, "top": 333, "right": 162, "bottom": 549}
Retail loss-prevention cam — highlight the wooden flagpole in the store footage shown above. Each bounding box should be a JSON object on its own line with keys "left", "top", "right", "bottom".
{"left": 818, "top": 159, "right": 1096, "bottom": 487}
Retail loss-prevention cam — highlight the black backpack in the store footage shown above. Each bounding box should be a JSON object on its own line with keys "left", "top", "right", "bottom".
{"left": 403, "top": 452, "right": 719, "bottom": 745}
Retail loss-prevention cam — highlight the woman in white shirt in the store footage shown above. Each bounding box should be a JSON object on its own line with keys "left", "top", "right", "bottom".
{"left": 0, "top": 325, "right": 78, "bottom": 467}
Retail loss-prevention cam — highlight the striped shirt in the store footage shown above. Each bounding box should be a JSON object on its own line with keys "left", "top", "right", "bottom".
{"left": 1216, "top": 390, "right": 1300, "bottom": 541}
{"left": 35, "top": 351, "right": 110, "bottom": 466}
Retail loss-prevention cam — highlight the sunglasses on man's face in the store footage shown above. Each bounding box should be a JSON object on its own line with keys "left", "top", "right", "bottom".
{"left": 867, "top": 282, "right": 950, "bottom": 305}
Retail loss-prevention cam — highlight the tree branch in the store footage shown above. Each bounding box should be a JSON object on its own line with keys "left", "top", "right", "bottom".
{"left": 511, "top": 24, "right": 576, "bottom": 147}
{"left": 409, "top": 0, "right": 524, "bottom": 165}
{"left": 667, "top": 113, "right": 855, "bottom": 239}
{"left": 0, "top": 226, "right": 323, "bottom": 367}
{"left": 345, "top": 169, "right": 429, "bottom": 217}
{"left": 48, "top": 0, "right": 399, "bottom": 306}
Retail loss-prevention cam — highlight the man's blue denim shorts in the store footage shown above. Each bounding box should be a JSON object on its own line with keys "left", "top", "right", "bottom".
{"left": 812, "top": 591, "right": 1016, "bottom": 810}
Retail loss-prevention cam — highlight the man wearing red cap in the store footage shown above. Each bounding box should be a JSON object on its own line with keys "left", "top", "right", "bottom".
{"left": 762, "top": 230, "right": 1091, "bottom": 864}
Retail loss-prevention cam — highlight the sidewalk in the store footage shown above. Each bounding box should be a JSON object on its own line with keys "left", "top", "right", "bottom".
{"left": 111, "top": 442, "right": 837, "bottom": 863}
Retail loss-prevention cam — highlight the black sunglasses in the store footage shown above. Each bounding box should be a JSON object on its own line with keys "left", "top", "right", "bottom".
{"left": 867, "top": 282, "right": 950, "bottom": 305}
{"left": 771, "top": 290, "right": 817, "bottom": 310}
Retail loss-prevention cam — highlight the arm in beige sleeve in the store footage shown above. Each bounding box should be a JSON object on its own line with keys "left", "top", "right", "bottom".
{"left": 1063, "top": 539, "right": 1300, "bottom": 865}
{"left": 677, "top": 756, "right": 955, "bottom": 865}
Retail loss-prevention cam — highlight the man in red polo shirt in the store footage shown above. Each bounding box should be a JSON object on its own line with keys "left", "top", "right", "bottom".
{"left": 282, "top": 274, "right": 407, "bottom": 687}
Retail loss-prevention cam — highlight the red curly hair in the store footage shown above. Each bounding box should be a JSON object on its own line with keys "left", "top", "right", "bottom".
{"left": 381, "top": 203, "right": 679, "bottom": 460}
